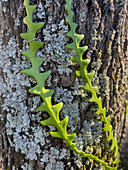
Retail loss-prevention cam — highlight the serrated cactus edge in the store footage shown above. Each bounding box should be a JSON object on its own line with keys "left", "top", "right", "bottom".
{"left": 65, "top": 0, "right": 120, "bottom": 169}
{"left": 20, "top": 0, "right": 120, "bottom": 169}
{"left": 20, "top": 0, "right": 76, "bottom": 159}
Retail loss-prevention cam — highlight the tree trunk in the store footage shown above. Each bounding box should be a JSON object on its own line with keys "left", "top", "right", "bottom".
{"left": 0, "top": 0, "right": 127, "bottom": 169}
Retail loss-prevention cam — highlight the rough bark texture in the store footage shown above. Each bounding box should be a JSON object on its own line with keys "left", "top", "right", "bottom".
{"left": 0, "top": 0, "right": 127, "bottom": 169}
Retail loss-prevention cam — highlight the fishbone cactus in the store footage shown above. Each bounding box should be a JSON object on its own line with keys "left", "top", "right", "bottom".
{"left": 20, "top": 0, "right": 76, "bottom": 156}
{"left": 65, "top": 0, "right": 119, "bottom": 169}
{"left": 20, "top": 0, "right": 119, "bottom": 169}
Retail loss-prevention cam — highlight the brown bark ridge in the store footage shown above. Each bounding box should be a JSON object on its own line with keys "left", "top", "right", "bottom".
{"left": 0, "top": 0, "right": 127, "bottom": 169}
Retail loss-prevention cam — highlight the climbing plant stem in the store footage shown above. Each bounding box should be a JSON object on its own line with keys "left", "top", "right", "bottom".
{"left": 65, "top": 0, "right": 119, "bottom": 169}
{"left": 20, "top": 0, "right": 122, "bottom": 169}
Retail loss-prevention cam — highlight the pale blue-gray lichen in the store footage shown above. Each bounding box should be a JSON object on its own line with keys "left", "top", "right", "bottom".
{"left": 21, "top": 163, "right": 31, "bottom": 170}
{"left": 74, "top": 120, "right": 103, "bottom": 152}
{"left": 40, "top": 147, "right": 70, "bottom": 170}
{"left": 0, "top": 37, "right": 47, "bottom": 160}
{"left": 35, "top": 2, "right": 45, "bottom": 19}
{"left": 42, "top": 19, "right": 74, "bottom": 75}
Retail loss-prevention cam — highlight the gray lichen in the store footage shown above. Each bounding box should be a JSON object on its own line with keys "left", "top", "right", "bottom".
{"left": 0, "top": 37, "right": 44, "bottom": 160}
{"left": 42, "top": 19, "right": 74, "bottom": 75}
{"left": 40, "top": 147, "right": 69, "bottom": 170}
{"left": 74, "top": 120, "right": 103, "bottom": 154}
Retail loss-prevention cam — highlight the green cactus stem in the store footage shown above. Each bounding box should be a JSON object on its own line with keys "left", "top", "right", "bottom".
{"left": 20, "top": 0, "right": 76, "bottom": 160}
{"left": 20, "top": 0, "right": 120, "bottom": 169}
{"left": 65, "top": 0, "right": 119, "bottom": 169}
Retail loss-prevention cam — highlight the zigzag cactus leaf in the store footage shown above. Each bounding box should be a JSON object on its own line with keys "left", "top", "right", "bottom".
{"left": 60, "top": 116, "right": 68, "bottom": 134}
{"left": 28, "top": 85, "right": 41, "bottom": 95}
{"left": 67, "top": 133, "right": 76, "bottom": 142}
{"left": 37, "top": 103, "right": 50, "bottom": 113}
{"left": 20, "top": 0, "right": 121, "bottom": 169}
{"left": 20, "top": 32, "right": 32, "bottom": 41}
{"left": 22, "top": 68, "right": 34, "bottom": 77}
{"left": 75, "top": 70, "right": 81, "bottom": 76}
{"left": 21, "top": 0, "right": 78, "bottom": 161}
{"left": 50, "top": 131, "right": 62, "bottom": 139}
{"left": 52, "top": 103, "right": 63, "bottom": 121}
{"left": 41, "top": 117, "right": 57, "bottom": 127}
{"left": 65, "top": 0, "right": 119, "bottom": 169}
{"left": 87, "top": 71, "right": 95, "bottom": 80}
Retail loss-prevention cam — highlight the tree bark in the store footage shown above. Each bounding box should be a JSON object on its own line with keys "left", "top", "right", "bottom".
{"left": 0, "top": 0, "right": 127, "bottom": 169}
